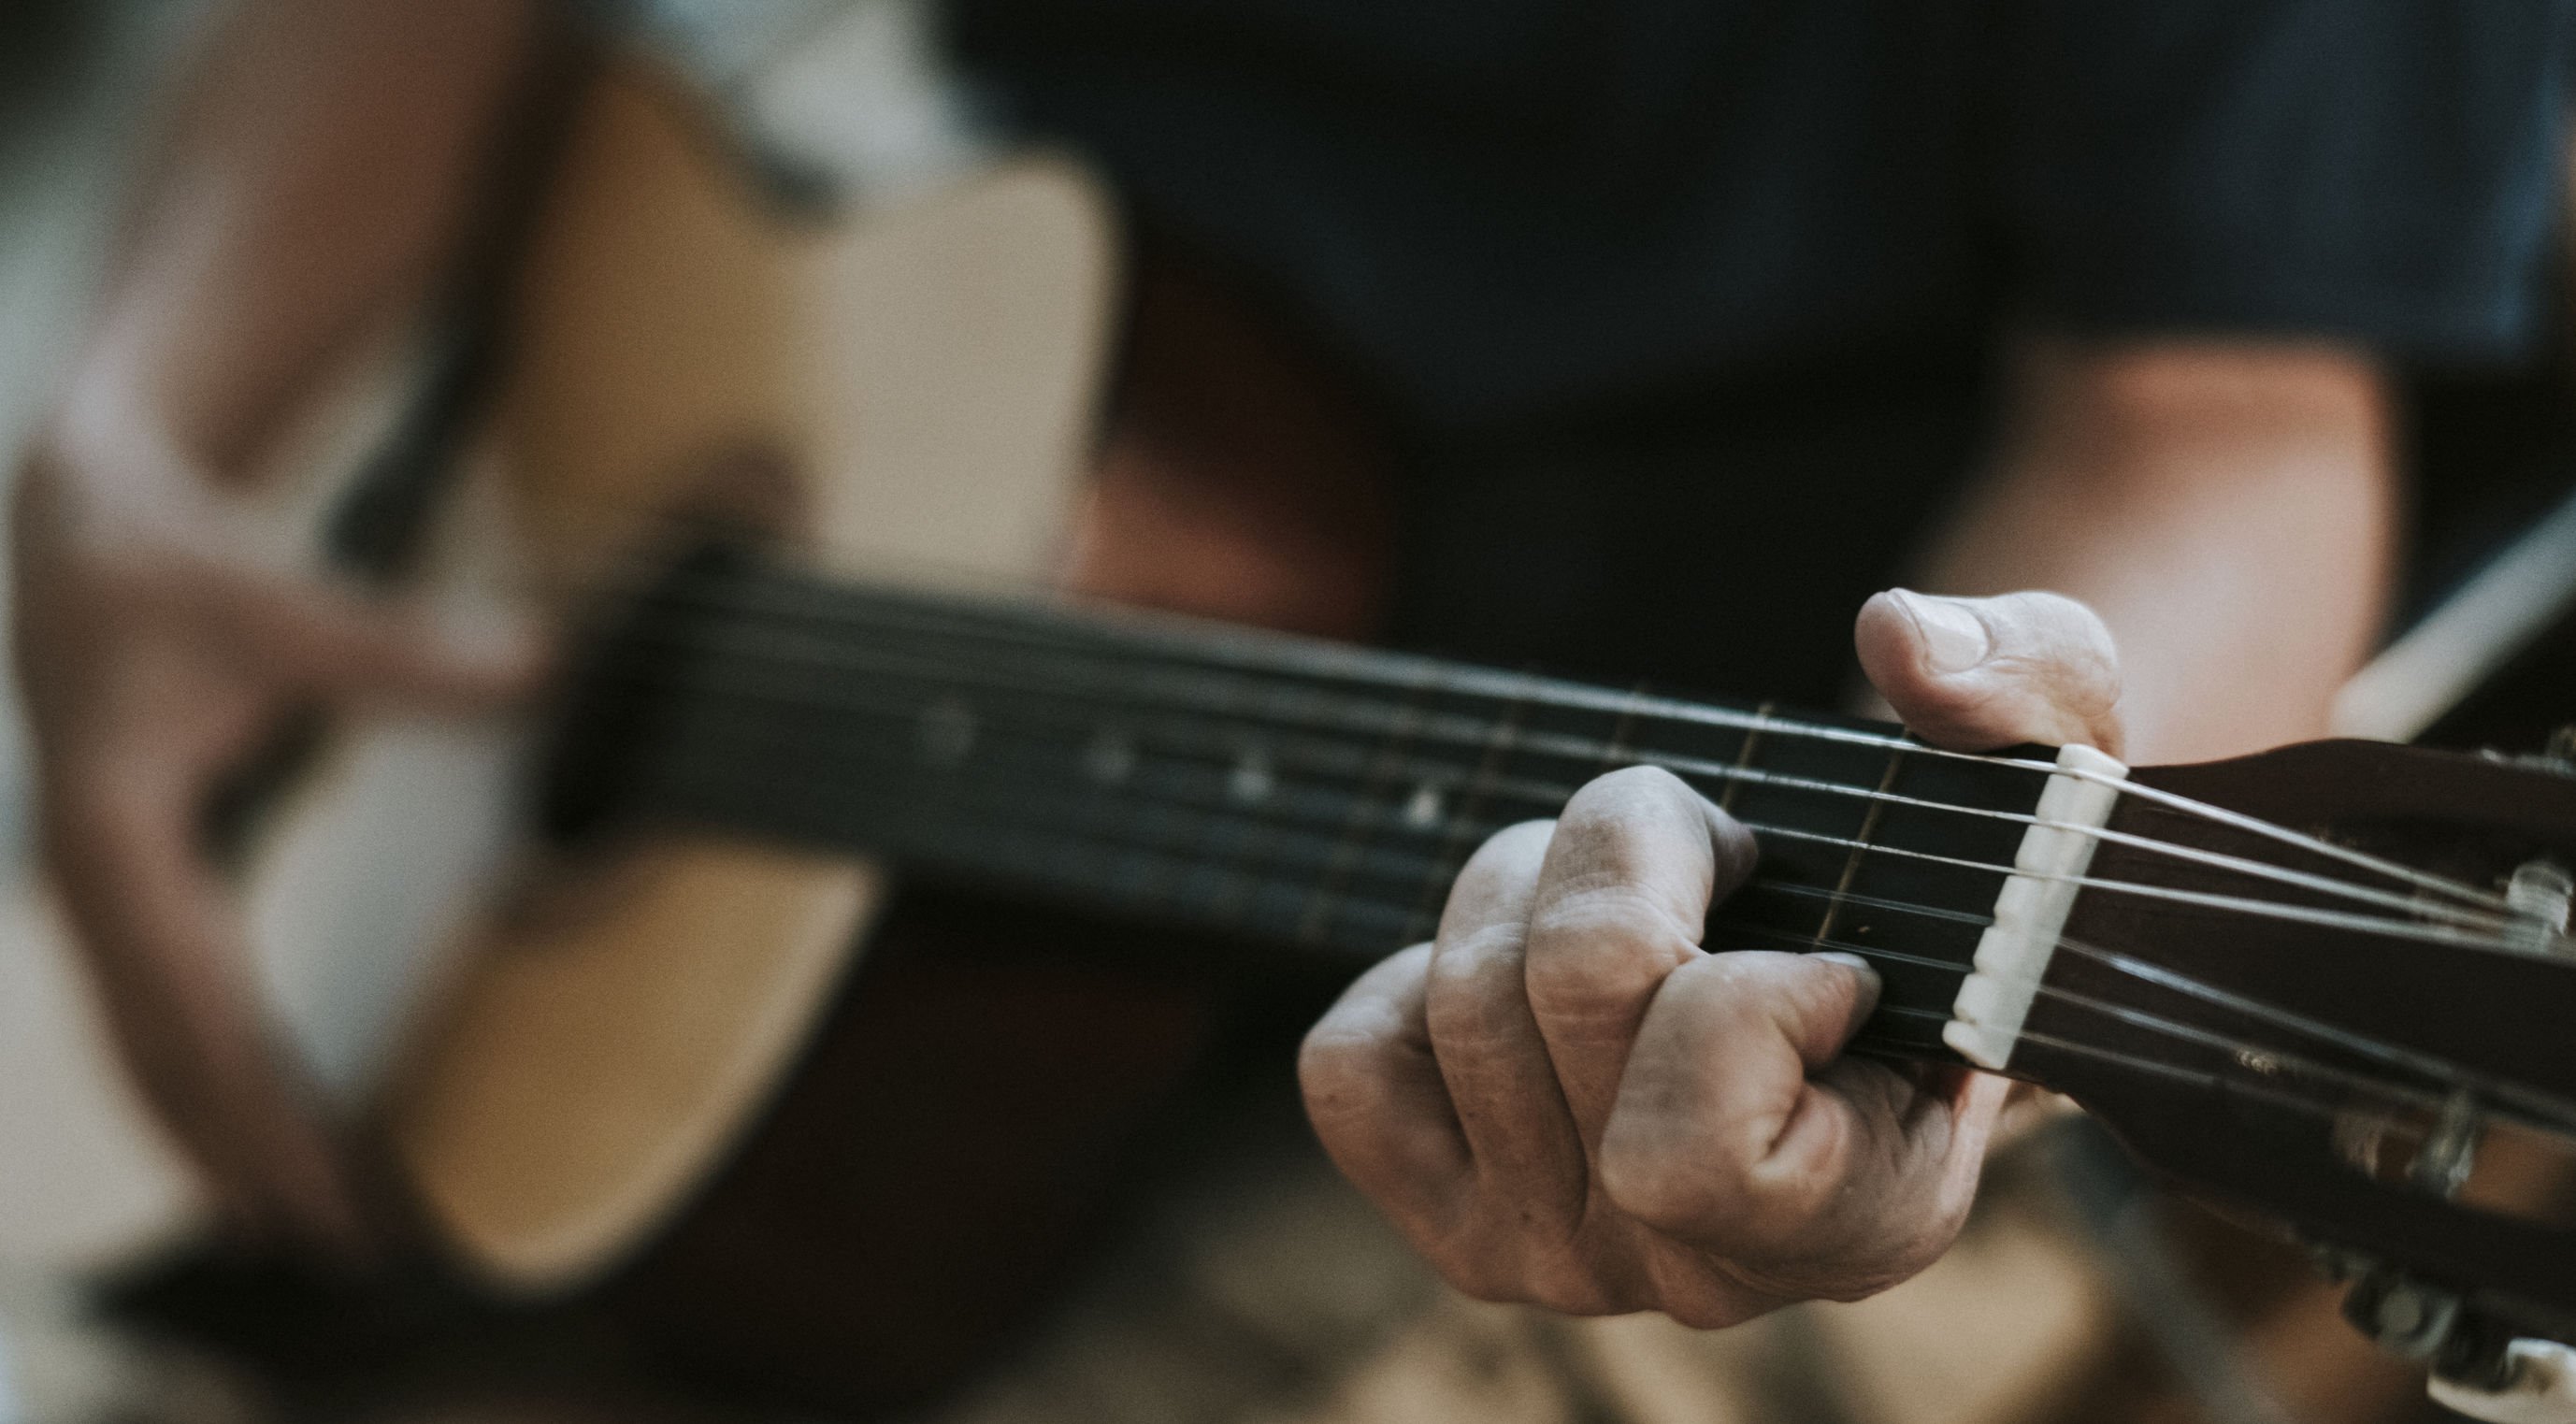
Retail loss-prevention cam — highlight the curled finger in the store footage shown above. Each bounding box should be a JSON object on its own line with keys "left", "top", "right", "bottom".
{"left": 1520, "top": 767, "right": 1755, "bottom": 1147}
{"left": 1421, "top": 819, "right": 1589, "bottom": 1226}
{"left": 1302, "top": 943, "right": 1470, "bottom": 1234}
{"left": 1596, "top": 949, "right": 1986, "bottom": 1298}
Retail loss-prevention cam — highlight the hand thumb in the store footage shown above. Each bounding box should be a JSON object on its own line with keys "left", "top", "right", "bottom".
{"left": 1854, "top": 589, "right": 2123, "bottom": 755}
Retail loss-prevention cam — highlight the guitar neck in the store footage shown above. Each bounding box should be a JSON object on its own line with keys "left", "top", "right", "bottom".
{"left": 546, "top": 555, "right": 2067, "bottom": 1062}
{"left": 538, "top": 554, "right": 2576, "bottom": 1342}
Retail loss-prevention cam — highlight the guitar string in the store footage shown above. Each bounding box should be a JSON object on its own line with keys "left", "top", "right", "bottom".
{"left": 623, "top": 658, "right": 2575, "bottom": 978}
{"left": 650, "top": 675, "right": 2576, "bottom": 1135}
{"left": 627, "top": 576, "right": 2526, "bottom": 916}
{"left": 613, "top": 654, "right": 2559, "bottom": 957}
{"left": 647, "top": 701, "right": 2576, "bottom": 1138}
{"left": 1758, "top": 917, "right": 2576, "bottom": 1135}
{"left": 2045, "top": 935, "right": 2576, "bottom": 1132}
{"left": 509, "top": 535, "right": 2524, "bottom": 916}
{"left": 659, "top": 680, "right": 2576, "bottom": 1076}
{"left": 1751, "top": 914, "right": 2576, "bottom": 1135}
{"left": 639, "top": 569, "right": 2522, "bottom": 913}
{"left": 592, "top": 603, "right": 2537, "bottom": 939}
{"left": 584, "top": 623, "right": 2558, "bottom": 951}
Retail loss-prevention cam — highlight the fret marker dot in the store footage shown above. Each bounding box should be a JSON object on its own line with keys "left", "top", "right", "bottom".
{"left": 917, "top": 698, "right": 977, "bottom": 767}
{"left": 1403, "top": 783, "right": 1443, "bottom": 829}
{"left": 1086, "top": 731, "right": 1135, "bottom": 784}
{"left": 1230, "top": 750, "right": 1274, "bottom": 803}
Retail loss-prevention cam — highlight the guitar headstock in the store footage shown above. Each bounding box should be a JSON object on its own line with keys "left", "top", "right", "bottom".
{"left": 1999, "top": 732, "right": 2576, "bottom": 1374}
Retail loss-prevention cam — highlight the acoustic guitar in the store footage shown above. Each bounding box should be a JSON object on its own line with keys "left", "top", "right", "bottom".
{"left": 117, "top": 56, "right": 2576, "bottom": 1422}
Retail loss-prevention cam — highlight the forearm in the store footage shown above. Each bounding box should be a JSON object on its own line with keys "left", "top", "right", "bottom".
{"left": 1916, "top": 338, "right": 2396, "bottom": 763}
{"left": 55, "top": 0, "right": 538, "bottom": 483}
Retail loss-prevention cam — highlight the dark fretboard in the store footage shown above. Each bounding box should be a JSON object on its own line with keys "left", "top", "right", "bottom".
{"left": 543, "top": 555, "right": 2065, "bottom": 1061}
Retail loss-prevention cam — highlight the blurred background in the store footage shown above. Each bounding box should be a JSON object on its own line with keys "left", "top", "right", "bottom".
{"left": 0, "top": 4, "right": 200, "bottom": 1417}
{"left": 3, "top": 3, "right": 2575, "bottom": 1423}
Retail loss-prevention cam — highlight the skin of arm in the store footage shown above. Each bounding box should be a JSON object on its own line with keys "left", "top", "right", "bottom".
{"left": 1917, "top": 335, "right": 2395, "bottom": 765}
{"left": 58, "top": 0, "right": 540, "bottom": 482}
{"left": 13, "top": 0, "right": 540, "bottom": 1255}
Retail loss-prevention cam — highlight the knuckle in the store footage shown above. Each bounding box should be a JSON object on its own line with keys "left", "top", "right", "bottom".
{"left": 1597, "top": 1125, "right": 1717, "bottom": 1236}
{"left": 1428, "top": 919, "right": 1525, "bottom": 987}
{"left": 1530, "top": 882, "right": 1691, "bottom": 946}
{"left": 1558, "top": 766, "right": 1700, "bottom": 846}
{"left": 1423, "top": 923, "right": 1528, "bottom": 1033}
{"left": 1523, "top": 885, "right": 1698, "bottom": 1000}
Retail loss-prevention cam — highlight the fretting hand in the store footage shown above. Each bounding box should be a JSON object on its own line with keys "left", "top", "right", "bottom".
{"left": 1299, "top": 589, "right": 2121, "bottom": 1323}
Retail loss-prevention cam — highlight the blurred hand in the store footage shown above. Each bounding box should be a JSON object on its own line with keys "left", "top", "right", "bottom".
{"left": 1300, "top": 589, "right": 2121, "bottom": 1324}
{"left": 11, "top": 425, "right": 534, "bottom": 1260}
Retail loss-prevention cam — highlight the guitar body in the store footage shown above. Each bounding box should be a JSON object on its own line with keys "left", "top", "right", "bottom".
{"left": 393, "top": 60, "right": 1114, "bottom": 1280}
{"left": 226, "top": 62, "right": 1210, "bottom": 1408}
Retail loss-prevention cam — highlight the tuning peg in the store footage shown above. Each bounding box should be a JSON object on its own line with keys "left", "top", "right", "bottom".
{"left": 2336, "top": 1260, "right": 2527, "bottom": 1391}
{"left": 2508, "top": 859, "right": 2575, "bottom": 948}
{"left": 2484, "top": 726, "right": 2576, "bottom": 777}
{"left": 2329, "top": 1244, "right": 2576, "bottom": 1422}
{"left": 2429, "top": 1338, "right": 2576, "bottom": 1424}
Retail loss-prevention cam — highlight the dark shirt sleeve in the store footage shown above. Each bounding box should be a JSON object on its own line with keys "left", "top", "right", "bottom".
{"left": 1999, "top": 0, "right": 2574, "bottom": 363}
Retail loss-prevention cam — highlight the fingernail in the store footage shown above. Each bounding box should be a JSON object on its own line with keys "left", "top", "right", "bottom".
{"left": 1812, "top": 951, "right": 1884, "bottom": 1016}
{"left": 1812, "top": 951, "right": 1877, "bottom": 981}
{"left": 1893, "top": 590, "right": 1990, "bottom": 674}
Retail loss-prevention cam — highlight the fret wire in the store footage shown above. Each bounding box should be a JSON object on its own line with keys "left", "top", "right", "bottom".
{"left": 1711, "top": 915, "right": 1975, "bottom": 977}
{"left": 1744, "top": 878, "right": 1993, "bottom": 930}
{"left": 1817, "top": 744, "right": 1907, "bottom": 947}
{"left": 658, "top": 568, "right": 2516, "bottom": 912}
{"left": 1218, "top": 674, "right": 1350, "bottom": 933}
{"left": 1597, "top": 681, "right": 1648, "bottom": 773}
{"left": 1718, "top": 699, "right": 1772, "bottom": 815}
{"left": 659, "top": 692, "right": 1500, "bottom": 946}
{"left": 652, "top": 702, "right": 2576, "bottom": 1124}
{"left": 683, "top": 570, "right": 2074, "bottom": 806}
{"left": 622, "top": 658, "right": 2548, "bottom": 955}
{"left": 1401, "top": 671, "right": 1533, "bottom": 944}
{"left": 1183, "top": 646, "right": 1264, "bottom": 921}
{"left": 667, "top": 709, "right": 1972, "bottom": 985}
{"left": 1298, "top": 667, "right": 1438, "bottom": 945}
{"left": 614, "top": 630, "right": 2036, "bottom": 857}
{"left": 611, "top": 613, "right": 2526, "bottom": 932}
{"left": 663, "top": 746, "right": 2576, "bottom": 1131}
{"left": 668, "top": 667, "right": 1429, "bottom": 941}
